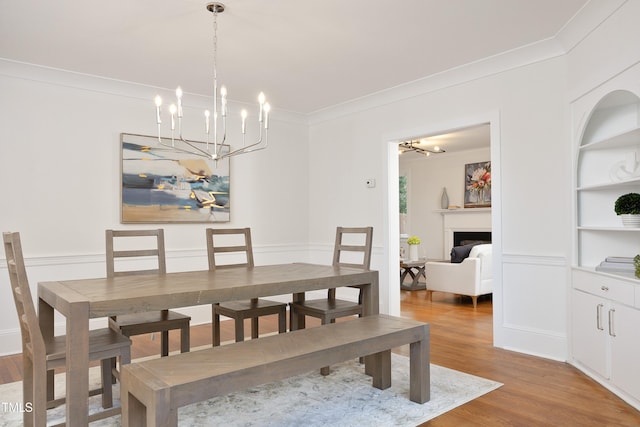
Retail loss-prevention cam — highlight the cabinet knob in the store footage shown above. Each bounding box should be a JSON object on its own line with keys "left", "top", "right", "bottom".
{"left": 601, "top": 286, "right": 609, "bottom": 292}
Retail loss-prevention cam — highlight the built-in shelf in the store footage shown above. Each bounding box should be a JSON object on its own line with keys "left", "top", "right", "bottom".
{"left": 577, "top": 177, "right": 640, "bottom": 191}
{"left": 577, "top": 226, "right": 640, "bottom": 231}
{"left": 575, "top": 90, "right": 640, "bottom": 266}
{"left": 579, "top": 127, "right": 640, "bottom": 151}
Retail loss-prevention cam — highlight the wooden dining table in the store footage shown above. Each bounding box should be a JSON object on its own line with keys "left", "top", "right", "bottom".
{"left": 37, "top": 263, "right": 379, "bottom": 426}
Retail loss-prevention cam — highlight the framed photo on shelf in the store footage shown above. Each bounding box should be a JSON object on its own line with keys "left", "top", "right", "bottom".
{"left": 464, "top": 161, "right": 491, "bottom": 208}
{"left": 120, "top": 133, "right": 230, "bottom": 223}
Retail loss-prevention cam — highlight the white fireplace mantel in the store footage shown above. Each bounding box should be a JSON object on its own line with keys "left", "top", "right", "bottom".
{"left": 436, "top": 208, "right": 491, "bottom": 214}
{"left": 439, "top": 208, "right": 492, "bottom": 259}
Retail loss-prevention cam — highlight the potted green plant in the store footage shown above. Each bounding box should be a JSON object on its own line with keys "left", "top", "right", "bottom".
{"left": 407, "top": 236, "right": 421, "bottom": 261}
{"left": 614, "top": 192, "right": 640, "bottom": 227}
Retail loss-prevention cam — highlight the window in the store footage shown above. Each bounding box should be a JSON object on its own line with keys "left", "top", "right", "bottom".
{"left": 399, "top": 175, "right": 407, "bottom": 214}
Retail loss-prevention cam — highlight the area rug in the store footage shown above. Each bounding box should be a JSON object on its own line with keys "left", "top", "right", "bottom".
{"left": 0, "top": 353, "right": 501, "bottom": 426}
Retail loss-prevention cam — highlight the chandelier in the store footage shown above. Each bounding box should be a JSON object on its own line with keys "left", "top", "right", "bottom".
{"left": 153, "top": 2, "right": 270, "bottom": 161}
{"left": 398, "top": 140, "right": 445, "bottom": 156}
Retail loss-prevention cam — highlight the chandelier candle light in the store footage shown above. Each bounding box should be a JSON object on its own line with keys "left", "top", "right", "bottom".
{"left": 154, "top": 2, "right": 270, "bottom": 161}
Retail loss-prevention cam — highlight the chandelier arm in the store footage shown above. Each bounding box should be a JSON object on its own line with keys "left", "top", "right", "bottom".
{"left": 214, "top": 131, "right": 227, "bottom": 157}
{"left": 398, "top": 141, "right": 445, "bottom": 155}
{"left": 158, "top": 137, "right": 206, "bottom": 156}
{"left": 157, "top": 135, "right": 267, "bottom": 161}
{"left": 221, "top": 132, "right": 267, "bottom": 158}
{"left": 176, "top": 136, "right": 223, "bottom": 159}
{"left": 219, "top": 143, "right": 268, "bottom": 159}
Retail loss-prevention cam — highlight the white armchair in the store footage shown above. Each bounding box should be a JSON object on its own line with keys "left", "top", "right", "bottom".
{"left": 424, "top": 244, "right": 492, "bottom": 308}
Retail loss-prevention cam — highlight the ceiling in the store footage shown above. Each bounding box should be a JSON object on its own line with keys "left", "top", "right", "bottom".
{"left": 399, "top": 124, "right": 491, "bottom": 159}
{"left": 0, "top": 0, "right": 588, "bottom": 116}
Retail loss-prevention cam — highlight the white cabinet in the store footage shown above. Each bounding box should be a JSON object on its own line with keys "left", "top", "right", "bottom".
{"left": 572, "top": 269, "right": 640, "bottom": 406}
{"left": 610, "top": 302, "right": 640, "bottom": 401}
{"left": 571, "top": 288, "right": 608, "bottom": 378}
{"left": 572, "top": 89, "right": 640, "bottom": 410}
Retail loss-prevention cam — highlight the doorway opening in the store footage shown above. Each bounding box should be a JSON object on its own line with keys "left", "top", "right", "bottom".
{"left": 385, "top": 114, "right": 502, "bottom": 347}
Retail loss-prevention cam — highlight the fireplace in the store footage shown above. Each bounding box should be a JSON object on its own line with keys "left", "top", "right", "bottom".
{"left": 440, "top": 208, "right": 491, "bottom": 259}
{"left": 453, "top": 231, "right": 492, "bottom": 247}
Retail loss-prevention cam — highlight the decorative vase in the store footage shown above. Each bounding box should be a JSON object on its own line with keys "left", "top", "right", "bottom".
{"left": 441, "top": 188, "right": 449, "bottom": 209}
{"left": 409, "top": 244, "right": 419, "bottom": 261}
{"left": 620, "top": 214, "right": 640, "bottom": 227}
{"left": 478, "top": 188, "right": 485, "bottom": 203}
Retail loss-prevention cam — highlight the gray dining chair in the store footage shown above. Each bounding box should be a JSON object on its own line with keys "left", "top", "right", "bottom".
{"left": 207, "top": 228, "right": 287, "bottom": 346}
{"left": 106, "top": 229, "right": 190, "bottom": 356}
{"left": 289, "top": 226, "right": 373, "bottom": 374}
{"left": 4, "top": 231, "right": 131, "bottom": 426}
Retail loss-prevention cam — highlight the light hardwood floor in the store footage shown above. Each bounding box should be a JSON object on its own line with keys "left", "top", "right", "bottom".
{"left": 1, "top": 290, "right": 639, "bottom": 426}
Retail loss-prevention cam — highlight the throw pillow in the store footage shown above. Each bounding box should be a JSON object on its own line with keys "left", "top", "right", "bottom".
{"left": 450, "top": 242, "right": 482, "bottom": 263}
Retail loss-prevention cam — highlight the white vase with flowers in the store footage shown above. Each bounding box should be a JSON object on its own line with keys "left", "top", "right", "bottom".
{"left": 407, "top": 236, "right": 421, "bottom": 261}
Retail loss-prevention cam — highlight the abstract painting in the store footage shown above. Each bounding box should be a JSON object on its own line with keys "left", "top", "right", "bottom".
{"left": 120, "top": 133, "right": 230, "bottom": 223}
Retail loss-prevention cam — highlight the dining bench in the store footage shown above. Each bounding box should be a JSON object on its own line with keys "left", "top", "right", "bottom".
{"left": 120, "top": 314, "right": 430, "bottom": 427}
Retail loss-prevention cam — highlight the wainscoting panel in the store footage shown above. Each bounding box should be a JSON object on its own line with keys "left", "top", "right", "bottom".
{"left": 500, "top": 253, "right": 569, "bottom": 361}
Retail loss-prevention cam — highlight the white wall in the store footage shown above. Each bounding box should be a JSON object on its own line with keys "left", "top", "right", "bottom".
{"left": 308, "top": 55, "right": 571, "bottom": 359}
{"left": 564, "top": 0, "right": 639, "bottom": 103}
{"left": 0, "top": 61, "right": 310, "bottom": 253}
{"left": 0, "top": 60, "right": 310, "bottom": 355}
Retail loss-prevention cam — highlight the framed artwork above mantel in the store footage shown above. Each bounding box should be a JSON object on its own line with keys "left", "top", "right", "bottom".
{"left": 464, "top": 161, "right": 491, "bottom": 208}
{"left": 120, "top": 133, "right": 230, "bottom": 223}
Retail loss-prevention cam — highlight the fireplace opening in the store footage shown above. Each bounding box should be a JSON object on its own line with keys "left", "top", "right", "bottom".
{"left": 453, "top": 231, "right": 491, "bottom": 247}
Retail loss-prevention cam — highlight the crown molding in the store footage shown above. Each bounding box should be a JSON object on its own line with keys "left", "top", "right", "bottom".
{"left": 0, "top": 58, "right": 308, "bottom": 126}
{"left": 307, "top": 0, "right": 623, "bottom": 126}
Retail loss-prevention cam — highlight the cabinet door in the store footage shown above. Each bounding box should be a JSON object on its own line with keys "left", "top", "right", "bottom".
{"left": 610, "top": 302, "right": 640, "bottom": 401}
{"left": 572, "top": 290, "right": 608, "bottom": 378}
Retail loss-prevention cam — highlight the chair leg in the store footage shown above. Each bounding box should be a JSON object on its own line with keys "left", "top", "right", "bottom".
{"left": 320, "top": 316, "right": 331, "bottom": 376}
{"left": 472, "top": 296, "right": 478, "bottom": 308}
{"left": 426, "top": 290, "right": 433, "bottom": 302}
{"left": 30, "top": 356, "right": 47, "bottom": 427}
{"left": 46, "top": 369, "right": 54, "bottom": 402}
{"left": 234, "top": 317, "right": 245, "bottom": 343}
{"left": 289, "top": 299, "right": 306, "bottom": 331}
{"left": 161, "top": 330, "right": 169, "bottom": 357}
{"left": 248, "top": 297, "right": 259, "bottom": 340}
{"left": 358, "top": 313, "right": 364, "bottom": 364}
{"left": 111, "top": 358, "right": 118, "bottom": 384}
{"left": 278, "top": 308, "right": 287, "bottom": 334}
{"left": 113, "top": 328, "right": 130, "bottom": 382}
{"left": 289, "top": 306, "right": 298, "bottom": 331}
{"left": 180, "top": 324, "right": 190, "bottom": 353}
{"left": 212, "top": 305, "right": 221, "bottom": 346}
{"left": 22, "top": 355, "right": 36, "bottom": 427}
{"left": 100, "top": 359, "right": 114, "bottom": 408}
{"left": 250, "top": 316, "right": 259, "bottom": 339}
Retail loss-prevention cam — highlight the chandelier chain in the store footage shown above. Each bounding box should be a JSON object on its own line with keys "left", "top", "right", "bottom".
{"left": 212, "top": 7, "right": 218, "bottom": 83}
